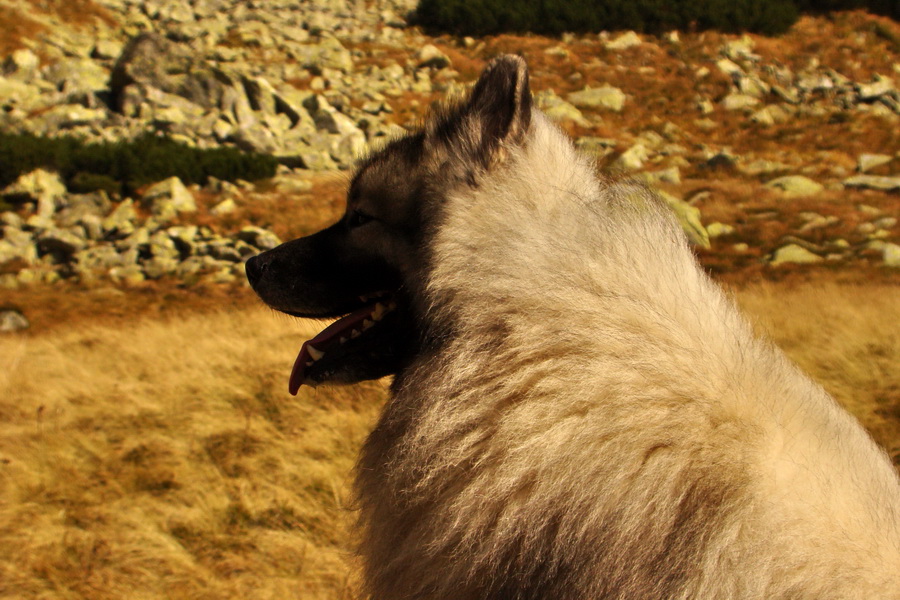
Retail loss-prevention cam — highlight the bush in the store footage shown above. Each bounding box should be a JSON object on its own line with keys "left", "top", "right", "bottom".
{"left": 414, "top": 0, "right": 801, "bottom": 36}
{"left": 0, "top": 132, "right": 278, "bottom": 196}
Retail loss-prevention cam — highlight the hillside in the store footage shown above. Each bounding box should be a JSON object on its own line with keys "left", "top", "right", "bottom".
{"left": 0, "top": 1, "right": 898, "bottom": 598}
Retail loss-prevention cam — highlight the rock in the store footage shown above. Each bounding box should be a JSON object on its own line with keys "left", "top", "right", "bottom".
{"left": 857, "top": 75, "right": 896, "bottom": 101}
{"left": 722, "top": 36, "right": 758, "bottom": 62}
{"left": 210, "top": 198, "right": 237, "bottom": 216}
{"left": 659, "top": 191, "right": 710, "bottom": 249}
{"left": 716, "top": 58, "right": 745, "bottom": 78}
{"left": 102, "top": 199, "right": 139, "bottom": 236}
{"left": 750, "top": 104, "right": 791, "bottom": 126}
{"left": 32, "top": 104, "right": 109, "bottom": 131}
{"left": 3, "top": 49, "right": 40, "bottom": 80}
{"left": 613, "top": 143, "right": 650, "bottom": 171}
{"left": 243, "top": 75, "right": 277, "bottom": 115}
{"left": 43, "top": 58, "right": 109, "bottom": 94}
{"left": 141, "top": 177, "right": 197, "bottom": 220}
{"left": 296, "top": 36, "right": 353, "bottom": 73}
{"left": 1, "top": 169, "right": 68, "bottom": 218}
{"left": 0, "top": 309, "right": 29, "bottom": 333}
{"left": 142, "top": 255, "right": 180, "bottom": 279}
{"left": 74, "top": 244, "right": 126, "bottom": 273}
{"left": 798, "top": 213, "right": 839, "bottom": 232}
{"left": 857, "top": 153, "right": 893, "bottom": 173}
{"left": 884, "top": 243, "right": 900, "bottom": 267}
{"left": 110, "top": 33, "right": 235, "bottom": 112}
{"left": 567, "top": 85, "right": 626, "bottom": 112}
{"left": 237, "top": 226, "right": 281, "bottom": 250}
{"left": 37, "top": 227, "right": 87, "bottom": 259}
{"left": 535, "top": 90, "right": 590, "bottom": 127}
{"left": 167, "top": 225, "right": 198, "bottom": 256}
{"left": 721, "top": 93, "right": 761, "bottom": 111}
{"left": 55, "top": 192, "right": 113, "bottom": 228}
{"left": 765, "top": 175, "right": 824, "bottom": 197}
{"left": 0, "top": 226, "right": 37, "bottom": 264}
{"left": 416, "top": 44, "right": 451, "bottom": 70}
{"left": 108, "top": 265, "right": 146, "bottom": 284}
{"left": 604, "top": 31, "right": 642, "bottom": 51}
{"left": 843, "top": 175, "right": 900, "bottom": 192}
{"left": 770, "top": 244, "right": 823, "bottom": 265}
{"left": 706, "top": 222, "right": 735, "bottom": 238}
{"left": 92, "top": 39, "right": 124, "bottom": 60}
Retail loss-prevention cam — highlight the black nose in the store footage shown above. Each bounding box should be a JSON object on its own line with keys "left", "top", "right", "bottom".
{"left": 245, "top": 254, "right": 267, "bottom": 287}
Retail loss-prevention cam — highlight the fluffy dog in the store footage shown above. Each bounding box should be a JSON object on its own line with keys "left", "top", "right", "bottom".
{"left": 247, "top": 55, "right": 900, "bottom": 599}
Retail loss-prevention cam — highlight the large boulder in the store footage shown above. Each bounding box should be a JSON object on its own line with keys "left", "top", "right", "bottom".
{"left": 109, "top": 33, "right": 236, "bottom": 114}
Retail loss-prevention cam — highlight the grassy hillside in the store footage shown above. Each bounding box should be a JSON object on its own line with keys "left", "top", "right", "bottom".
{"left": 1, "top": 281, "right": 898, "bottom": 599}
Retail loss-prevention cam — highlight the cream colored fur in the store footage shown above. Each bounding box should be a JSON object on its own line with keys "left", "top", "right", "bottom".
{"left": 355, "top": 110, "right": 900, "bottom": 599}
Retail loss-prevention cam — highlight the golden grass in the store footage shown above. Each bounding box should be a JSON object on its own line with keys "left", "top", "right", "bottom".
{"left": 0, "top": 307, "right": 386, "bottom": 599}
{"left": 1, "top": 280, "right": 898, "bottom": 598}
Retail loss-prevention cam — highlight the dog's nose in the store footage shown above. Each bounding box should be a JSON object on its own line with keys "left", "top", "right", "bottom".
{"left": 245, "top": 254, "right": 267, "bottom": 287}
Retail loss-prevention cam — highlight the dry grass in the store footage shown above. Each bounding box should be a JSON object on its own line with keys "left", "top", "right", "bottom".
{"left": 0, "top": 280, "right": 898, "bottom": 599}
{"left": 0, "top": 307, "right": 386, "bottom": 599}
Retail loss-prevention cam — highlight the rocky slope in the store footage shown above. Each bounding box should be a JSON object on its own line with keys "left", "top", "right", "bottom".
{"left": 0, "top": 0, "right": 899, "bottom": 331}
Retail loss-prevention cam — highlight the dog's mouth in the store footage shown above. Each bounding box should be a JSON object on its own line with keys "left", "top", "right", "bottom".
{"left": 289, "top": 294, "right": 401, "bottom": 394}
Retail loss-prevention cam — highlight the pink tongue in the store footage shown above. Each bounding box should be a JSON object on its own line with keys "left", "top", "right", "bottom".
{"left": 288, "top": 304, "right": 378, "bottom": 395}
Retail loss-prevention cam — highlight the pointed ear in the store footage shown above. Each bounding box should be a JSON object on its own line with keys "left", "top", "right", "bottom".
{"left": 467, "top": 54, "right": 532, "bottom": 151}
{"left": 428, "top": 54, "right": 532, "bottom": 169}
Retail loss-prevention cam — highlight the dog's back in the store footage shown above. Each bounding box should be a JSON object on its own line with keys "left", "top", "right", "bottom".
{"left": 353, "top": 57, "right": 900, "bottom": 600}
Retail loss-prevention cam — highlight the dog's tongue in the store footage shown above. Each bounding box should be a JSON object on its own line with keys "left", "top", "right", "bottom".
{"left": 289, "top": 302, "right": 389, "bottom": 395}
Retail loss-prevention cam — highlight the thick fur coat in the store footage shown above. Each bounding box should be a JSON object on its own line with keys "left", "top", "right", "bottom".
{"left": 249, "top": 55, "right": 900, "bottom": 599}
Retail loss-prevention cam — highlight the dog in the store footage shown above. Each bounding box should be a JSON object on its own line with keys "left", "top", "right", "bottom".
{"left": 247, "top": 55, "right": 900, "bottom": 600}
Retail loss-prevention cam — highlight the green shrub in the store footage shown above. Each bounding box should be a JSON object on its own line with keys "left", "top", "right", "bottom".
{"left": 414, "top": 0, "right": 801, "bottom": 36}
{"left": 0, "top": 132, "right": 278, "bottom": 196}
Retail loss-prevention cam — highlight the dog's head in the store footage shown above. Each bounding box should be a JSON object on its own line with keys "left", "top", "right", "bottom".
{"left": 247, "top": 54, "right": 533, "bottom": 393}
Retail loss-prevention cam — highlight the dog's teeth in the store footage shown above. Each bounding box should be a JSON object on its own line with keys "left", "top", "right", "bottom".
{"left": 307, "top": 346, "right": 325, "bottom": 360}
{"left": 351, "top": 329, "right": 361, "bottom": 339}
{"left": 372, "top": 303, "right": 385, "bottom": 321}
{"left": 306, "top": 361, "right": 314, "bottom": 367}
{"left": 362, "top": 319, "right": 374, "bottom": 330}
{"left": 339, "top": 336, "right": 347, "bottom": 344}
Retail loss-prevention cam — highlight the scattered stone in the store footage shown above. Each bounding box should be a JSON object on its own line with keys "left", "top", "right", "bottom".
{"left": 604, "top": 31, "right": 642, "bottom": 51}
{"left": 210, "top": 198, "right": 237, "bottom": 216}
{"left": 0, "top": 309, "right": 29, "bottom": 333}
{"left": 416, "top": 45, "right": 451, "bottom": 70}
{"left": 1, "top": 169, "right": 68, "bottom": 218}
{"left": 567, "top": 85, "right": 626, "bottom": 112}
{"left": 857, "top": 75, "right": 896, "bottom": 101}
{"left": 613, "top": 143, "right": 650, "bottom": 171}
{"left": 535, "top": 90, "right": 590, "bottom": 127}
{"left": 4, "top": 49, "right": 40, "bottom": 80}
{"left": 721, "top": 93, "right": 761, "bottom": 111}
{"left": 659, "top": 192, "right": 710, "bottom": 249}
{"left": 707, "top": 222, "right": 735, "bottom": 238}
{"left": 843, "top": 175, "right": 900, "bottom": 192}
{"left": 770, "top": 244, "right": 823, "bottom": 265}
{"left": 857, "top": 153, "right": 893, "bottom": 173}
{"left": 884, "top": 243, "right": 900, "bottom": 267}
{"left": 141, "top": 177, "right": 198, "bottom": 220}
{"left": 765, "top": 175, "right": 824, "bottom": 197}
{"left": 237, "top": 226, "right": 281, "bottom": 250}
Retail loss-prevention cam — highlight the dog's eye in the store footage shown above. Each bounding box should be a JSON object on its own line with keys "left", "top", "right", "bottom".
{"left": 347, "top": 211, "right": 374, "bottom": 228}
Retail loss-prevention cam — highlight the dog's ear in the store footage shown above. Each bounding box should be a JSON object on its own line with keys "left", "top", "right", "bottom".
{"left": 467, "top": 54, "right": 532, "bottom": 152}
{"left": 430, "top": 54, "right": 532, "bottom": 168}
